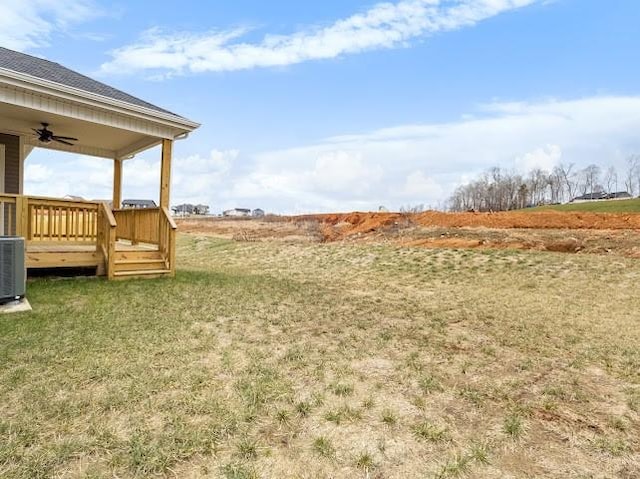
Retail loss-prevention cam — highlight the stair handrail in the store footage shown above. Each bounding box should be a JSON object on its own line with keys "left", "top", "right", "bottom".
{"left": 98, "top": 202, "right": 117, "bottom": 279}
{"left": 159, "top": 206, "right": 177, "bottom": 276}
{"left": 162, "top": 206, "right": 177, "bottom": 230}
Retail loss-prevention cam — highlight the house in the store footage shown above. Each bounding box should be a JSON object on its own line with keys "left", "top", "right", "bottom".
{"left": 608, "top": 191, "right": 633, "bottom": 200}
{"left": 122, "top": 199, "right": 157, "bottom": 209}
{"left": 571, "top": 192, "right": 608, "bottom": 202}
{"left": 570, "top": 191, "right": 632, "bottom": 203}
{"left": 194, "top": 204, "right": 210, "bottom": 215}
{"left": 252, "top": 208, "right": 265, "bottom": 217}
{"left": 63, "top": 194, "right": 85, "bottom": 201}
{"left": 172, "top": 204, "right": 194, "bottom": 216}
{"left": 172, "top": 203, "right": 209, "bottom": 216}
{"left": 0, "top": 47, "right": 200, "bottom": 279}
{"left": 223, "top": 208, "right": 251, "bottom": 217}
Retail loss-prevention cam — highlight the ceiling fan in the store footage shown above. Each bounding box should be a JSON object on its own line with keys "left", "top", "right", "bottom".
{"left": 32, "top": 123, "right": 78, "bottom": 146}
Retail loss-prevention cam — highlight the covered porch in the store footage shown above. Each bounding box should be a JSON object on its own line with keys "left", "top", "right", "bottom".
{"left": 0, "top": 47, "right": 199, "bottom": 279}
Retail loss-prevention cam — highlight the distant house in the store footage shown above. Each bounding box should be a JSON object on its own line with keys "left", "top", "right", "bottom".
{"left": 252, "top": 208, "right": 265, "bottom": 217}
{"left": 194, "top": 204, "right": 210, "bottom": 215}
{"left": 571, "top": 191, "right": 632, "bottom": 203}
{"left": 122, "top": 199, "right": 157, "bottom": 209}
{"left": 608, "top": 191, "right": 633, "bottom": 200}
{"left": 63, "top": 195, "right": 85, "bottom": 201}
{"left": 172, "top": 203, "right": 210, "bottom": 216}
{"left": 172, "top": 204, "right": 194, "bottom": 216}
{"left": 571, "top": 192, "right": 608, "bottom": 202}
{"left": 223, "top": 208, "right": 251, "bottom": 217}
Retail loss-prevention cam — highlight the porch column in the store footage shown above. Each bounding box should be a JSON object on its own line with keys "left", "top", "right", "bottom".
{"left": 160, "top": 139, "right": 173, "bottom": 209}
{"left": 113, "top": 159, "right": 122, "bottom": 209}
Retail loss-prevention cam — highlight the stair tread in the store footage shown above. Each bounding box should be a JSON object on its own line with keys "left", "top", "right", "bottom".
{"left": 114, "top": 269, "right": 171, "bottom": 276}
{"left": 115, "top": 258, "right": 165, "bottom": 264}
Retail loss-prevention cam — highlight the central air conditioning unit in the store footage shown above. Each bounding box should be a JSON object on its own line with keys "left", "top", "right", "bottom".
{"left": 0, "top": 237, "right": 26, "bottom": 304}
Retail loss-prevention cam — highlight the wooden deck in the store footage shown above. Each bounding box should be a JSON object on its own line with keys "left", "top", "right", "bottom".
{"left": 2, "top": 193, "right": 176, "bottom": 280}
{"left": 27, "top": 241, "right": 158, "bottom": 253}
{"left": 26, "top": 241, "right": 167, "bottom": 278}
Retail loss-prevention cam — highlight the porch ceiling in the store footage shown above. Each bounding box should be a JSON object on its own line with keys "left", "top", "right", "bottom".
{"left": 0, "top": 102, "right": 159, "bottom": 160}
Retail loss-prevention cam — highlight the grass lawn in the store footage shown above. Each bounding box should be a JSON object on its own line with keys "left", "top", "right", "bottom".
{"left": 528, "top": 198, "right": 640, "bottom": 213}
{"left": 1, "top": 235, "right": 639, "bottom": 478}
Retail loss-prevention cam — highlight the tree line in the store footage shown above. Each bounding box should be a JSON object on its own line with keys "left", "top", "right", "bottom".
{"left": 448, "top": 155, "right": 640, "bottom": 212}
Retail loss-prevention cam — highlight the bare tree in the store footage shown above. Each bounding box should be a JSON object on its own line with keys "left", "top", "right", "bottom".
{"left": 633, "top": 156, "right": 640, "bottom": 198}
{"left": 550, "top": 166, "right": 564, "bottom": 203}
{"left": 517, "top": 183, "right": 528, "bottom": 209}
{"left": 528, "top": 168, "right": 550, "bottom": 206}
{"left": 625, "top": 156, "right": 639, "bottom": 197}
{"left": 580, "top": 164, "right": 602, "bottom": 196}
{"left": 557, "top": 162, "right": 577, "bottom": 201}
{"left": 400, "top": 204, "right": 424, "bottom": 214}
{"left": 448, "top": 161, "right": 627, "bottom": 212}
{"left": 604, "top": 166, "right": 618, "bottom": 194}
{"left": 449, "top": 167, "right": 553, "bottom": 212}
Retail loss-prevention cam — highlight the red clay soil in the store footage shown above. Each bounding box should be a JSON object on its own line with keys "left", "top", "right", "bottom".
{"left": 297, "top": 211, "right": 640, "bottom": 241}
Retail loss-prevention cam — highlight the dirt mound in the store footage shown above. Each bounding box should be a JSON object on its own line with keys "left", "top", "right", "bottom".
{"left": 545, "top": 238, "right": 583, "bottom": 253}
{"left": 313, "top": 212, "right": 406, "bottom": 236}
{"left": 297, "top": 210, "right": 640, "bottom": 242}
{"left": 414, "top": 211, "right": 640, "bottom": 230}
{"left": 176, "top": 214, "right": 640, "bottom": 258}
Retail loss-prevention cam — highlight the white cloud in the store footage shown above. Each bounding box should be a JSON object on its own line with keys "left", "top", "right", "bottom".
{"left": 23, "top": 147, "right": 238, "bottom": 205}
{"left": 401, "top": 171, "right": 444, "bottom": 198}
{"left": 100, "top": 0, "right": 539, "bottom": 76}
{"left": 515, "top": 144, "right": 562, "bottom": 172}
{"left": 24, "top": 163, "right": 53, "bottom": 183}
{"left": 172, "top": 149, "right": 238, "bottom": 205}
{"left": 214, "top": 96, "right": 640, "bottom": 213}
{"left": 23, "top": 96, "right": 640, "bottom": 214}
{"left": 0, "top": 0, "right": 99, "bottom": 51}
{"left": 312, "top": 151, "right": 383, "bottom": 193}
{"left": 225, "top": 150, "right": 385, "bottom": 212}
{"left": 25, "top": 155, "right": 109, "bottom": 199}
{"left": 117, "top": 148, "right": 239, "bottom": 205}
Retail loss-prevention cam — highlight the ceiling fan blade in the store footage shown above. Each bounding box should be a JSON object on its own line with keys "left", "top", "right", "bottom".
{"left": 54, "top": 138, "right": 74, "bottom": 146}
{"left": 52, "top": 135, "right": 79, "bottom": 141}
{"left": 32, "top": 128, "right": 43, "bottom": 135}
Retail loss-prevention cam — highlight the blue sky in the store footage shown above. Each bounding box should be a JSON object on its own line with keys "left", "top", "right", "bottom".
{"left": 2, "top": 0, "right": 640, "bottom": 213}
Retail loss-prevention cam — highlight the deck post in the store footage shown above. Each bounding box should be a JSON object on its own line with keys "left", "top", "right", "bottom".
{"left": 107, "top": 225, "right": 116, "bottom": 280}
{"left": 159, "top": 139, "right": 172, "bottom": 210}
{"left": 131, "top": 209, "right": 138, "bottom": 245}
{"left": 15, "top": 195, "right": 29, "bottom": 238}
{"left": 113, "top": 159, "right": 122, "bottom": 209}
{"left": 159, "top": 139, "right": 175, "bottom": 275}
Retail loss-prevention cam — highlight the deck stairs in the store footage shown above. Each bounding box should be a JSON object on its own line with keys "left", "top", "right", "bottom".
{"left": 112, "top": 249, "right": 172, "bottom": 279}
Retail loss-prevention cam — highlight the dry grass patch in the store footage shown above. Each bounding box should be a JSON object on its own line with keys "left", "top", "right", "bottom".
{"left": 0, "top": 235, "right": 639, "bottom": 477}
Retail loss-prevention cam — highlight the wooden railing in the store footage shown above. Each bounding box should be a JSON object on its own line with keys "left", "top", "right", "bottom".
{"left": 97, "top": 202, "right": 117, "bottom": 279}
{"left": 29, "top": 197, "right": 99, "bottom": 242}
{"left": 0, "top": 193, "right": 18, "bottom": 236}
{"left": 0, "top": 194, "right": 100, "bottom": 242}
{"left": 159, "top": 207, "right": 177, "bottom": 275}
{"left": 113, "top": 208, "right": 160, "bottom": 245}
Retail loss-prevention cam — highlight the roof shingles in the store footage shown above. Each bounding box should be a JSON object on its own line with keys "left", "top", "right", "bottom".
{"left": 0, "top": 47, "right": 179, "bottom": 117}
